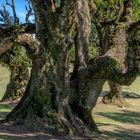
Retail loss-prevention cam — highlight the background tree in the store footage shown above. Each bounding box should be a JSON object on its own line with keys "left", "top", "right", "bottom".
{"left": 90, "top": 0, "right": 140, "bottom": 107}
{"left": 0, "top": 47, "right": 30, "bottom": 101}
{"left": 0, "top": 0, "right": 33, "bottom": 101}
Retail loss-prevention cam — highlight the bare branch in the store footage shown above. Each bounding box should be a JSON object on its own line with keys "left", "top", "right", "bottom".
{"left": 0, "top": 36, "right": 14, "bottom": 55}
{"left": 0, "top": 23, "right": 35, "bottom": 38}
{"left": 6, "top": 0, "right": 19, "bottom": 24}
{"left": 0, "top": 5, "right": 11, "bottom": 27}
{"left": 25, "top": 0, "right": 33, "bottom": 23}
{"left": 0, "top": 33, "right": 40, "bottom": 56}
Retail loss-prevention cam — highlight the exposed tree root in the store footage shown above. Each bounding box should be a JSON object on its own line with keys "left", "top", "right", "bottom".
{"left": 102, "top": 95, "right": 133, "bottom": 108}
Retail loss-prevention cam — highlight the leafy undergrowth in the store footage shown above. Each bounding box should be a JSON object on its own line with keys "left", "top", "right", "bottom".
{"left": 0, "top": 65, "right": 140, "bottom": 140}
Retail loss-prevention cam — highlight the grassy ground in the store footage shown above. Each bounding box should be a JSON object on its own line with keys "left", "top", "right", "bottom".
{"left": 94, "top": 79, "right": 140, "bottom": 140}
{"left": 0, "top": 65, "right": 140, "bottom": 140}
{"left": 0, "top": 65, "right": 10, "bottom": 100}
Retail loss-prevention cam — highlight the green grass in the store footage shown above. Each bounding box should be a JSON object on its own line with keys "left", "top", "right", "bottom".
{"left": 94, "top": 77, "right": 140, "bottom": 140}
{"left": 0, "top": 65, "right": 10, "bottom": 100}
{"left": 103, "top": 77, "right": 140, "bottom": 94}
{"left": 0, "top": 104, "right": 12, "bottom": 120}
{"left": 0, "top": 65, "right": 11, "bottom": 120}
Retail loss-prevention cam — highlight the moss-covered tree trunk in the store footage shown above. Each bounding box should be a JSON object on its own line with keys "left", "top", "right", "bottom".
{"left": 101, "top": 23, "right": 127, "bottom": 107}
{"left": 96, "top": 4, "right": 132, "bottom": 107}
{"left": 93, "top": 14, "right": 126, "bottom": 108}
{"left": 101, "top": 24, "right": 128, "bottom": 107}
{"left": 5, "top": 0, "right": 139, "bottom": 135}
{"left": 6, "top": 53, "right": 47, "bottom": 120}
{"left": 2, "top": 64, "right": 29, "bottom": 101}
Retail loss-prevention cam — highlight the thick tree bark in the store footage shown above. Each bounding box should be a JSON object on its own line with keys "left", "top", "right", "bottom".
{"left": 5, "top": 31, "right": 45, "bottom": 120}
{"left": 6, "top": 0, "right": 95, "bottom": 134}
{"left": 6, "top": 54, "right": 47, "bottom": 121}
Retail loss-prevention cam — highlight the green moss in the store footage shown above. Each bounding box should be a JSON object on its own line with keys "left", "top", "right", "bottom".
{"left": 34, "top": 88, "right": 52, "bottom": 115}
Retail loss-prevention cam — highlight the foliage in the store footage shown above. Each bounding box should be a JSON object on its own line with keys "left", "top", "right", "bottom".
{"left": 133, "top": 0, "right": 140, "bottom": 20}
{"left": 0, "top": 45, "right": 31, "bottom": 68}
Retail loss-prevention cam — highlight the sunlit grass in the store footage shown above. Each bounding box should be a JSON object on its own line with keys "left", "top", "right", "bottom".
{"left": 0, "top": 65, "right": 11, "bottom": 120}
{"left": 94, "top": 77, "right": 140, "bottom": 139}
{"left": 103, "top": 77, "right": 140, "bottom": 95}
{"left": 0, "top": 65, "right": 10, "bottom": 100}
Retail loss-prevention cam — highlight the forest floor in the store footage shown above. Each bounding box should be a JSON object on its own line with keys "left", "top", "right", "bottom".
{"left": 0, "top": 65, "right": 140, "bottom": 140}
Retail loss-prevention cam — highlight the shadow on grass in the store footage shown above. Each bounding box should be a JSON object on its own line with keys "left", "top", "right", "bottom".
{"left": 0, "top": 104, "right": 11, "bottom": 110}
{"left": 0, "top": 124, "right": 87, "bottom": 140}
{"left": 102, "top": 127, "right": 140, "bottom": 140}
{"left": 122, "top": 91, "right": 140, "bottom": 99}
{"left": 0, "top": 134, "right": 69, "bottom": 140}
{"left": 97, "top": 110, "right": 140, "bottom": 125}
{"left": 0, "top": 111, "right": 9, "bottom": 121}
{"left": 97, "top": 111, "right": 140, "bottom": 140}
{"left": 0, "top": 104, "right": 14, "bottom": 121}
{"left": 101, "top": 90, "right": 140, "bottom": 99}
{"left": 0, "top": 134, "right": 68, "bottom": 140}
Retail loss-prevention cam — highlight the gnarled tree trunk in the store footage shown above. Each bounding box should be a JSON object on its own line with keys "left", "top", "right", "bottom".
{"left": 5, "top": 0, "right": 139, "bottom": 136}
{"left": 94, "top": 2, "right": 133, "bottom": 108}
